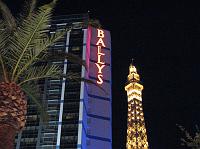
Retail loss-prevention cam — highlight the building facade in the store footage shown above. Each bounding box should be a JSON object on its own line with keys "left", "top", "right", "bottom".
{"left": 125, "top": 63, "right": 148, "bottom": 149}
{"left": 15, "top": 14, "right": 112, "bottom": 149}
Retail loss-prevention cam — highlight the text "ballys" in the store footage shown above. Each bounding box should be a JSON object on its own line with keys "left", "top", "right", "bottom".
{"left": 95, "top": 29, "right": 106, "bottom": 85}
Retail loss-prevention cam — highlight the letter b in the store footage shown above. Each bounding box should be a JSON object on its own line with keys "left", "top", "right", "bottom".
{"left": 97, "top": 29, "right": 104, "bottom": 38}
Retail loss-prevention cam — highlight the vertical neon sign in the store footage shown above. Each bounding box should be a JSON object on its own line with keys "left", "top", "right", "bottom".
{"left": 95, "top": 29, "right": 106, "bottom": 84}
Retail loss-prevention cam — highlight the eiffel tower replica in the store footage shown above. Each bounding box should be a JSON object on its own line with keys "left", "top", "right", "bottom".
{"left": 125, "top": 62, "right": 149, "bottom": 149}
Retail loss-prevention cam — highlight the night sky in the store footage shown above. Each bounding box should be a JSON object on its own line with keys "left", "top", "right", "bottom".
{"left": 5, "top": 0, "right": 200, "bottom": 149}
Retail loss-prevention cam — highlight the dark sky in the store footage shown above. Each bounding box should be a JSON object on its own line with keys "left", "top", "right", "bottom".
{"left": 5, "top": 0, "right": 200, "bottom": 149}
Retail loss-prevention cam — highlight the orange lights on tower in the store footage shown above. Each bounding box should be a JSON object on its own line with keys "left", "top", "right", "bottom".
{"left": 125, "top": 63, "right": 149, "bottom": 149}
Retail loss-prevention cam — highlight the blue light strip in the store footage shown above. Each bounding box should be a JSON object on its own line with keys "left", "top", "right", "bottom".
{"left": 56, "top": 31, "right": 71, "bottom": 148}
{"left": 77, "top": 29, "right": 88, "bottom": 148}
{"left": 109, "top": 44, "right": 113, "bottom": 149}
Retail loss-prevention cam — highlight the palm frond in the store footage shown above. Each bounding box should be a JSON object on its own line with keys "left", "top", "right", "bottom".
{"left": 9, "top": 1, "right": 56, "bottom": 81}
{"left": 177, "top": 124, "right": 200, "bottom": 148}
{"left": 21, "top": 82, "right": 48, "bottom": 122}
{"left": 0, "top": 69, "right": 3, "bottom": 82}
{"left": 16, "top": 0, "right": 37, "bottom": 23}
{"left": 88, "top": 19, "right": 102, "bottom": 28}
{"left": 18, "top": 64, "right": 60, "bottom": 85}
{"left": 45, "top": 51, "right": 87, "bottom": 69}
{"left": 0, "top": 55, "right": 9, "bottom": 82}
{"left": 0, "top": 20, "right": 8, "bottom": 53}
{"left": 28, "top": 0, "right": 37, "bottom": 16}
{"left": 62, "top": 72, "right": 107, "bottom": 94}
{"left": 0, "top": 20, "right": 9, "bottom": 82}
{"left": 0, "top": 0, "right": 16, "bottom": 31}
{"left": 14, "top": 30, "right": 67, "bottom": 82}
{"left": 65, "top": 53, "right": 87, "bottom": 70}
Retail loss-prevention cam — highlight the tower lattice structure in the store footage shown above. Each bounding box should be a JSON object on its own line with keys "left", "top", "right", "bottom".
{"left": 125, "top": 63, "right": 149, "bottom": 149}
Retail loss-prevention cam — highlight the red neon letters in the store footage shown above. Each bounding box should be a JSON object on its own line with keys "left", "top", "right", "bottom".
{"left": 95, "top": 29, "right": 106, "bottom": 85}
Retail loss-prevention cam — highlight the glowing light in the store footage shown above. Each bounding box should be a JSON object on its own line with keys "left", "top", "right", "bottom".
{"left": 97, "top": 74, "right": 103, "bottom": 84}
{"left": 95, "top": 29, "right": 106, "bottom": 85}
{"left": 96, "top": 38, "right": 106, "bottom": 47}
{"left": 95, "top": 63, "right": 105, "bottom": 73}
{"left": 97, "top": 29, "right": 105, "bottom": 38}
{"left": 125, "top": 63, "right": 149, "bottom": 149}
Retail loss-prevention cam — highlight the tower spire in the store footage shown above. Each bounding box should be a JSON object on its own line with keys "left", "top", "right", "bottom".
{"left": 125, "top": 63, "right": 149, "bottom": 149}
{"left": 131, "top": 58, "right": 134, "bottom": 64}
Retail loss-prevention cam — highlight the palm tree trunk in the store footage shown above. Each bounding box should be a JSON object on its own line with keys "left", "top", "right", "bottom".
{"left": 0, "top": 124, "right": 16, "bottom": 149}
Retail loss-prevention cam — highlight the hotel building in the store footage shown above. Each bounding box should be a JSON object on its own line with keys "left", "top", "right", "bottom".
{"left": 15, "top": 14, "right": 112, "bottom": 149}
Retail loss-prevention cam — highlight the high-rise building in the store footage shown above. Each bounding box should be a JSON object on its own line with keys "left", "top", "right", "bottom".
{"left": 15, "top": 14, "right": 112, "bottom": 149}
{"left": 125, "top": 63, "right": 148, "bottom": 149}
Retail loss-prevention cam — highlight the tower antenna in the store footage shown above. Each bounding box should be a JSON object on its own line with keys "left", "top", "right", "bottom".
{"left": 131, "top": 58, "right": 134, "bottom": 64}
{"left": 130, "top": 58, "right": 135, "bottom": 66}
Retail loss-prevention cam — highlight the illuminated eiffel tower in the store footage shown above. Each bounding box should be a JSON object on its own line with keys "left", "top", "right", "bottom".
{"left": 125, "top": 62, "right": 149, "bottom": 149}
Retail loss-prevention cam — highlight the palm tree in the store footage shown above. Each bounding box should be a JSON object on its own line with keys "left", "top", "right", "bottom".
{"left": 0, "top": 0, "right": 85, "bottom": 148}
{"left": 177, "top": 124, "right": 200, "bottom": 149}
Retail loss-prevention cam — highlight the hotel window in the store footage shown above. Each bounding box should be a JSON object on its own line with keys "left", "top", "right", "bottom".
{"left": 71, "top": 46, "right": 81, "bottom": 51}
